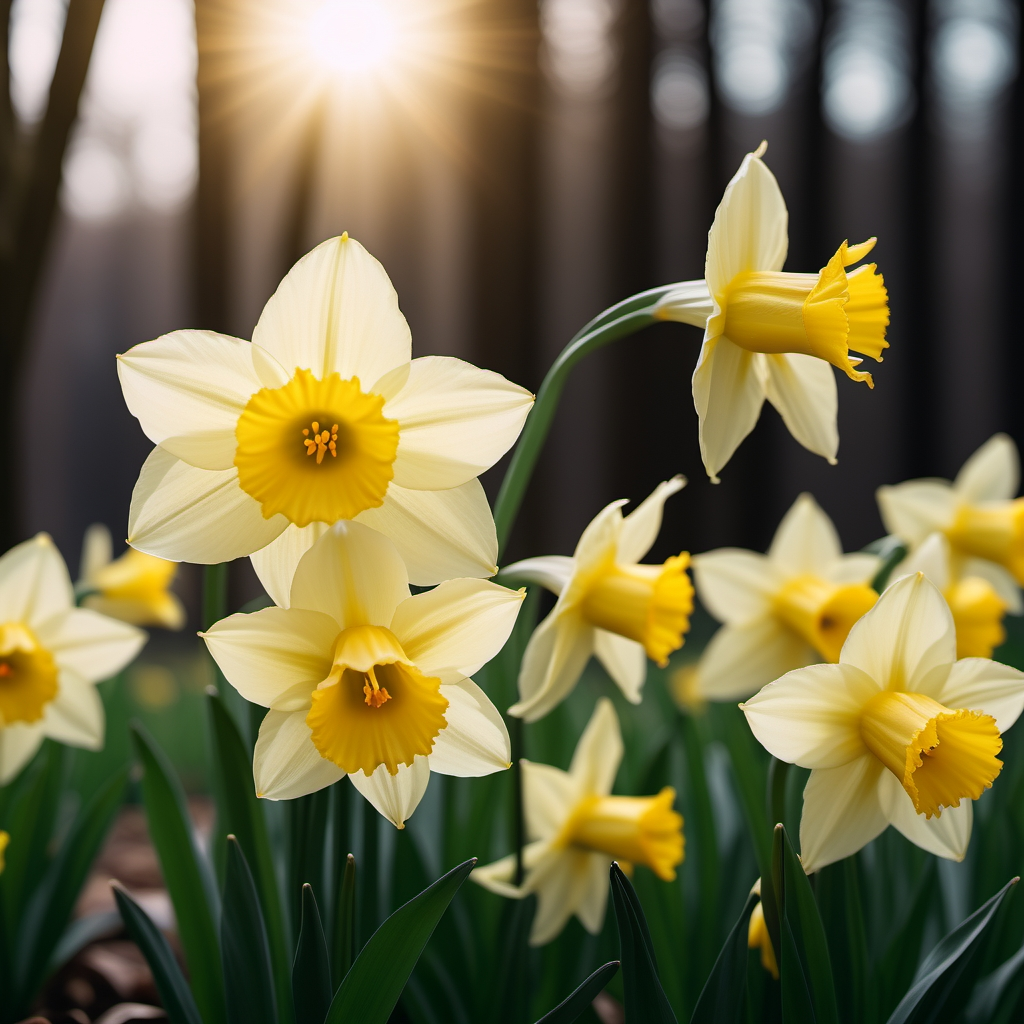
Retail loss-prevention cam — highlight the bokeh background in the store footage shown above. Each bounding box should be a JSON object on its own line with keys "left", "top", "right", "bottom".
{"left": 9, "top": 0, "right": 1024, "bottom": 623}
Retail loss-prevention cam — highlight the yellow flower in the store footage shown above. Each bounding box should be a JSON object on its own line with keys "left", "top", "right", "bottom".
{"left": 0, "top": 535, "right": 145, "bottom": 784}
{"left": 472, "top": 698, "right": 684, "bottom": 945}
{"left": 691, "top": 494, "right": 880, "bottom": 700}
{"left": 654, "top": 142, "right": 889, "bottom": 481}
{"left": 747, "top": 880, "right": 778, "bottom": 980}
{"left": 118, "top": 234, "right": 534, "bottom": 603}
{"left": 203, "top": 521, "right": 523, "bottom": 827}
{"left": 77, "top": 524, "right": 185, "bottom": 630}
{"left": 742, "top": 573, "right": 1024, "bottom": 872}
{"left": 0, "top": 831, "right": 8, "bottom": 874}
{"left": 505, "top": 478, "right": 692, "bottom": 722}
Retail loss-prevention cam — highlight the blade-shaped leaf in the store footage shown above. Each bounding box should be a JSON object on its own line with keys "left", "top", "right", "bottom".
{"left": 332, "top": 853, "right": 356, "bottom": 985}
{"left": 293, "top": 883, "right": 332, "bottom": 1024}
{"left": 609, "top": 863, "right": 677, "bottom": 1024}
{"left": 533, "top": 961, "right": 620, "bottom": 1024}
{"left": 690, "top": 892, "right": 758, "bottom": 1024}
{"left": 965, "top": 939, "right": 1024, "bottom": 1024}
{"left": 222, "top": 835, "right": 279, "bottom": 1024}
{"left": 324, "top": 858, "right": 476, "bottom": 1024}
{"left": 114, "top": 884, "right": 203, "bottom": 1024}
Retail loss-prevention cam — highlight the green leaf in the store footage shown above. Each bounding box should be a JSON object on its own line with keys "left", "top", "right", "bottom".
{"left": 609, "top": 863, "right": 677, "bottom": 1024}
{"left": 689, "top": 892, "right": 758, "bottom": 1024}
{"left": 533, "top": 961, "right": 620, "bottom": 1024}
{"left": 886, "top": 876, "right": 1018, "bottom": 1024}
{"left": 293, "top": 884, "right": 332, "bottom": 1024}
{"left": 332, "top": 853, "right": 356, "bottom": 985}
{"left": 867, "top": 537, "right": 908, "bottom": 591}
{"left": 114, "top": 885, "right": 203, "bottom": 1024}
{"left": 325, "top": 857, "right": 476, "bottom": 1024}
{"left": 816, "top": 858, "right": 870, "bottom": 1024}
{"left": 965, "top": 938, "right": 1024, "bottom": 1024}
{"left": 132, "top": 721, "right": 226, "bottom": 1023}
{"left": 222, "top": 835, "right": 279, "bottom": 1024}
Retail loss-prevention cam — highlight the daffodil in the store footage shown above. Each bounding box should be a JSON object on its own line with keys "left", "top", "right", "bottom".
{"left": 878, "top": 434, "right": 1024, "bottom": 614}
{"left": 691, "top": 493, "right": 880, "bottom": 701}
{"left": 77, "top": 524, "right": 185, "bottom": 630}
{"left": 472, "top": 698, "right": 684, "bottom": 945}
{"left": 118, "top": 234, "right": 534, "bottom": 604}
{"left": 504, "top": 477, "right": 693, "bottom": 722}
{"left": 203, "top": 520, "right": 522, "bottom": 826}
{"left": 742, "top": 573, "right": 1024, "bottom": 872}
{"left": 654, "top": 143, "right": 889, "bottom": 481}
{"left": 0, "top": 535, "right": 146, "bottom": 784}
{"left": 0, "top": 830, "right": 8, "bottom": 874}
{"left": 747, "top": 879, "right": 778, "bottom": 980}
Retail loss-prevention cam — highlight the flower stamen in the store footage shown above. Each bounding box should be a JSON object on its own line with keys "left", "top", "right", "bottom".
{"left": 302, "top": 421, "right": 339, "bottom": 464}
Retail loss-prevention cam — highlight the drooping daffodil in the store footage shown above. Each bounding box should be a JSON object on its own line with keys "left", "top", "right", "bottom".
{"left": 504, "top": 477, "right": 692, "bottom": 722}
{"left": 691, "top": 493, "right": 880, "bottom": 701}
{"left": 0, "top": 535, "right": 146, "bottom": 784}
{"left": 878, "top": 433, "right": 1024, "bottom": 615}
{"left": 654, "top": 142, "right": 889, "bottom": 481}
{"left": 203, "top": 521, "right": 523, "bottom": 827}
{"left": 77, "top": 524, "right": 185, "bottom": 630}
{"left": 472, "top": 698, "right": 684, "bottom": 945}
{"left": 118, "top": 234, "right": 534, "bottom": 604}
{"left": 742, "top": 573, "right": 1024, "bottom": 872}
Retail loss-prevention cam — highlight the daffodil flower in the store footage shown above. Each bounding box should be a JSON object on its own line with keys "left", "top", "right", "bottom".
{"left": 504, "top": 477, "right": 693, "bottom": 722}
{"left": 203, "top": 521, "right": 523, "bottom": 826}
{"left": 878, "top": 433, "right": 1024, "bottom": 613}
{"left": 472, "top": 698, "right": 684, "bottom": 945}
{"left": 691, "top": 493, "right": 880, "bottom": 701}
{"left": 0, "top": 831, "right": 8, "bottom": 874}
{"left": 747, "top": 879, "right": 778, "bottom": 980}
{"left": 0, "top": 535, "right": 146, "bottom": 784}
{"left": 118, "top": 234, "right": 534, "bottom": 604}
{"left": 654, "top": 143, "right": 889, "bottom": 481}
{"left": 742, "top": 573, "right": 1024, "bottom": 872}
{"left": 77, "top": 524, "right": 185, "bottom": 630}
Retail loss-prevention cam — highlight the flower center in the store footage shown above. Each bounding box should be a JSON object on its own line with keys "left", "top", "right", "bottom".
{"left": 860, "top": 690, "right": 1002, "bottom": 818}
{"left": 945, "top": 577, "right": 1008, "bottom": 659}
{"left": 945, "top": 499, "right": 1024, "bottom": 585}
{"left": 305, "top": 624, "right": 448, "bottom": 777}
{"left": 580, "top": 554, "right": 693, "bottom": 666}
{"left": 772, "top": 574, "right": 878, "bottom": 663}
{"left": 559, "top": 787, "right": 684, "bottom": 881}
{"left": 234, "top": 368, "right": 399, "bottom": 528}
{"left": 721, "top": 238, "right": 889, "bottom": 386}
{"left": 0, "top": 622, "right": 59, "bottom": 726}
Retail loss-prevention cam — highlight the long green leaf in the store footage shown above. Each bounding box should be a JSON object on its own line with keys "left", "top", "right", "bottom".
{"left": 965, "top": 938, "right": 1024, "bottom": 1024}
{"left": 332, "top": 853, "right": 356, "bottom": 985}
{"left": 222, "top": 835, "right": 278, "bottom": 1024}
{"left": 293, "top": 884, "right": 332, "bottom": 1024}
{"left": 324, "top": 858, "right": 475, "bottom": 1024}
{"left": 533, "top": 961, "right": 620, "bottom": 1024}
{"left": 113, "top": 885, "right": 203, "bottom": 1024}
{"left": 132, "top": 722, "right": 226, "bottom": 1023}
{"left": 690, "top": 892, "right": 758, "bottom": 1024}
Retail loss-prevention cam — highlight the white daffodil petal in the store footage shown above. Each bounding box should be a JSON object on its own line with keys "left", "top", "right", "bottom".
{"left": 128, "top": 447, "right": 288, "bottom": 563}
{"left": 43, "top": 676, "right": 104, "bottom": 749}
{"left": 0, "top": 534, "right": 73, "bottom": 628}
{"left": 391, "top": 579, "right": 523, "bottom": 678}
{"left": 250, "top": 523, "right": 329, "bottom": 608}
{"left": 572, "top": 500, "right": 628, "bottom": 579}
{"left": 876, "top": 481, "right": 958, "bottom": 546}
{"left": 652, "top": 279, "right": 716, "bottom": 326}
{"left": 36, "top": 608, "right": 145, "bottom": 684}
{"left": 961, "top": 559, "right": 1023, "bottom": 614}
{"left": 933, "top": 657, "right": 1024, "bottom": 733}
{"left": 529, "top": 847, "right": 595, "bottom": 946}
{"left": 841, "top": 573, "right": 955, "bottom": 691}
{"left": 289, "top": 521, "right": 409, "bottom": 630}
{"left": 593, "top": 631, "right": 646, "bottom": 704}
{"left": 509, "top": 611, "right": 594, "bottom": 722}
{"left": 574, "top": 852, "right": 613, "bottom": 935}
{"left": 522, "top": 760, "right": 581, "bottom": 839}
{"left": 698, "top": 617, "right": 814, "bottom": 701}
{"left": 80, "top": 524, "right": 112, "bottom": 582}
{"left": 472, "top": 840, "right": 551, "bottom": 899}
{"left": 691, "top": 548, "right": 781, "bottom": 625}
{"left": 954, "top": 433, "right": 1020, "bottom": 503}
{"left": 501, "top": 555, "right": 575, "bottom": 595}
{"left": 252, "top": 235, "right": 411, "bottom": 388}
{"left": 798, "top": 758, "right": 888, "bottom": 874}
{"left": 878, "top": 769, "right": 973, "bottom": 861}
{"left": 428, "top": 678, "right": 511, "bottom": 776}
{"left": 762, "top": 354, "right": 839, "bottom": 464}
{"left": 769, "top": 493, "right": 843, "bottom": 576}
{"left": 826, "top": 552, "right": 883, "bottom": 585}
{"left": 356, "top": 479, "right": 498, "bottom": 586}
{"left": 349, "top": 756, "right": 430, "bottom": 828}
{"left": 897, "top": 534, "right": 951, "bottom": 590}
{"left": 568, "top": 697, "right": 623, "bottom": 796}
{"left": 741, "top": 663, "right": 877, "bottom": 769}
{"left": 117, "top": 330, "right": 263, "bottom": 470}
{"left": 203, "top": 607, "right": 338, "bottom": 710}
{"left": 617, "top": 476, "right": 687, "bottom": 565}
{"left": 254, "top": 710, "right": 344, "bottom": 799}
{"left": 0, "top": 722, "right": 45, "bottom": 785}
{"left": 379, "top": 356, "right": 533, "bottom": 490}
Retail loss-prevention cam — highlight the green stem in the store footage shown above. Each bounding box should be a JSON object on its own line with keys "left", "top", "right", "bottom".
{"left": 203, "top": 562, "right": 231, "bottom": 702}
{"left": 768, "top": 756, "right": 790, "bottom": 829}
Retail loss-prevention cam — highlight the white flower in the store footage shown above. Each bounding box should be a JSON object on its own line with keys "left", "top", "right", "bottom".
{"left": 118, "top": 234, "right": 534, "bottom": 603}
{"left": 203, "top": 521, "right": 523, "bottom": 827}
{"left": 742, "top": 573, "right": 1024, "bottom": 872}
{"left": 472, "top": 698, "right": 684, "bottom": 945}
{"left": 0, "top": 535, "right": 145, "bottom": 783}
{"left": 505, "top": 478, "right": 692, "bottom": 722}
{"left": 692, "top": 493, "right": 879, "bottom": 700}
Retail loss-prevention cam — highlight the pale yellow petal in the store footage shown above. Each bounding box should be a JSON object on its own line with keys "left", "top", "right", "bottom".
{"left": 254, "top": 709, "right": 344, "bottom": 799}
{"left": 500, "top": 555, "right": 575, "bottom": 595}
{"left": 79, "top": 523, "right": 112, "bottom": 582}
{"left": 652, "top": 279, "right": 716, "bottom": 326}
{"left": 348, "top": 756, "right": 430, "bottom": 828}
{"left": 878, "top": 769, "right": 972, "bottom": 861}
{"left": 529, "top": 846, "right": 599, "bottom": 945}
{"left": 768, "top": 493, "right": 843, "bottom": 576}
{"left": 522, "top": 760, "right": 580, "bottom": 839}
{"left": 592, "top": 630, "right": 646, "bottom": 704}
{"left": 36, "top": 608, "right": 146, "bottom": 683}
{"left": 876, "top": 480, "right": 958, "bottom": 546}
{"left": 571, "top": 500, "right": 628, "bottom": 578}
{"left": 961, "top": 558, "right": 1023, "bottom": 614}
{"left": 568, "top": 696, "right": 623, "bottom": 796}
{"left": 896, "top": 533, "right": 951, "bottom": 590}
{"left": 428, "top": 678, "right": 511, "bottom": 776}
{"left": 250, "top": 523, "right": 328, "bottom": 608}
{"left": 573, "top": 852, "right": 613, "bottom": 935}
{"left": 508, "top": 610, "right": 594, "bottom": 722}
{"left": 43, "top": 675, "right": 104, "bottom": 750}
{"left": 0, "top": 723, "right": 45, "bottom": 785}
{"left": 0, "top": 534, "right": 73, "bottom": 628}
{"left": 471, "top": 840, "right": 550, "bottom": 899}
{"left": 954, "top": 433, "right": 1019, "bottom": 503}
{"left": 762, "top": 354, "right": 838, "bottom": 464}
{"left": 616, "top": 476, "right": 686, "bottom": 565}
{"left": 932, "top": 657, "right": 1024, "bottom": 732}
{"left": 691, "top": 549, "right": 781, "bottom": 625}
{"left": 826, "top": 552, "right": 883, "bottom": 585}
